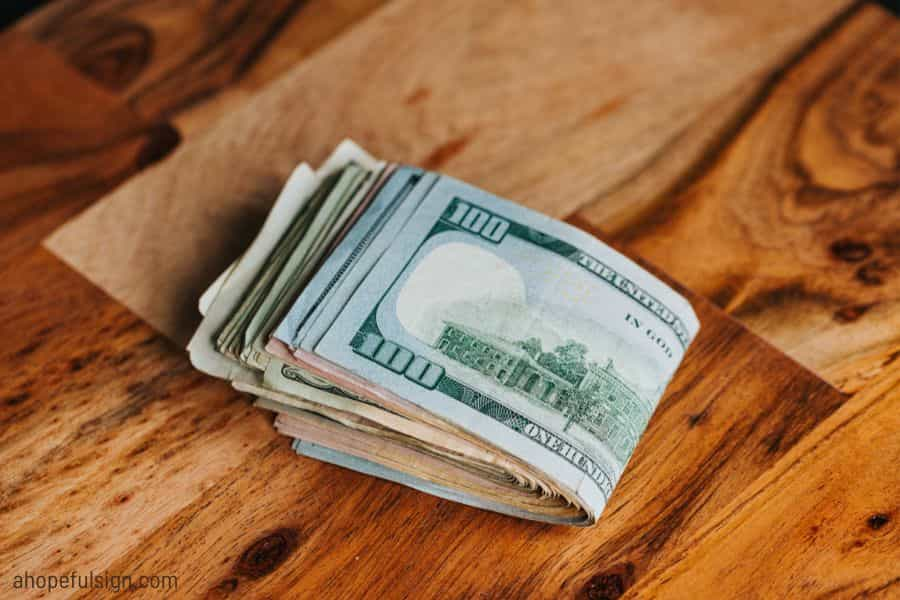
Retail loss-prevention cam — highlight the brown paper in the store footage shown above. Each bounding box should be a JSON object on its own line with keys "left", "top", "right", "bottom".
{"left": 44, "top": 0, "right": 850, "bottom": 344}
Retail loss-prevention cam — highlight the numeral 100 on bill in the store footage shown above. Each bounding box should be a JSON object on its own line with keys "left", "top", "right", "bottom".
{"left": 444, "top": 200, "right": 509, "bottom": 243}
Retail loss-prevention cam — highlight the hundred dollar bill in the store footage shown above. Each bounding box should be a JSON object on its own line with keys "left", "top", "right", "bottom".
{"left": 189, "top": 139, "right": 699, "bottom": 525}
{"left": 271, "top": 174, "right": 698, "bottom": 523}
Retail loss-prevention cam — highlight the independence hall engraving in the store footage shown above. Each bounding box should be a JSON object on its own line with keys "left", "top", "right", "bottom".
{"left": 434, "top": 321, "right": 652, "bottom": 461}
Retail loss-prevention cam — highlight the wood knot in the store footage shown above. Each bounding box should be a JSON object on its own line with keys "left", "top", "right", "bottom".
{"left": 687, "top": 407, "right": 709, "bottom": 428}
{"left": 581, "top": 563, "right": 635, "bottom": 600}
{"left": 830, "top": 239, "right": 872, "bottom": 263}
{"left": 68, "top": 19, "right": 154, "bottom": 91}
{"left": 137, "top": 123, "right": 181, "bottom": 169}
{"left": 69, "top": 351, "right": 101, "bottom": 372}
{"left": 856, "top": 260, "right": 889, "bottom": 286}
{"left": 833, "top": 303, "right": 875, "bottom": 323}
{"left": 5, "top": 392, "right": 30, "bottom": 406}
{"left": 868, "top": 513, "right": 890, "bottom": 530}
{"left": 233, "top": 529, "right": 298, "bottom": 579}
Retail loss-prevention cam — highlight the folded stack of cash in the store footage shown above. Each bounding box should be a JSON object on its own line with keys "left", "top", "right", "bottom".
{"left": 189, "top": 140, "right": 699, "bottom": 525}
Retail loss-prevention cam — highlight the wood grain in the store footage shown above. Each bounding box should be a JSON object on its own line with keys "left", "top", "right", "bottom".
{"left": 0, "top": 247, "right": 847, "bottom": 599}
{"left": 44, "top": 0, "right": 855, "bottom": 345}
{"left": 577, "top": 4, "right": 900, "bottom": 394}
{"left": 624, "top": 364, "right": 900, "bottom": 599}
{"left": 0, "top": 251, "right": 278, "bottom": 597}
{"left": 3, "top": 1, "right": 896, "bottom": 597}
{"left": 0, "top": 31, "right": 179, "bottom": 269}
{"left": 18, "top": 0, "right": 388, "bottom": 135}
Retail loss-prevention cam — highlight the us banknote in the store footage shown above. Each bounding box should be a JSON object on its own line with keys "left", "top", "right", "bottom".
{"left": 189, "top": 140, "right": 699, "bottom": 525}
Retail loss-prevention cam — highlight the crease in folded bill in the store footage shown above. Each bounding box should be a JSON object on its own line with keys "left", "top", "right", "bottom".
{"left": 188, "top": 139, "right": 700, "bottom": 525}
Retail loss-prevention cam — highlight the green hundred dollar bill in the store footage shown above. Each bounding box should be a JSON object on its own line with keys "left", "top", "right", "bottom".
{"left": 190, "top": 140, "right": 699, "bottom": 525}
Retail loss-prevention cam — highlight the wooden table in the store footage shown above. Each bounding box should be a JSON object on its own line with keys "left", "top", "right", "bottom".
{"left": 2, "top": 1, "right": 898, "bottom": 598}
